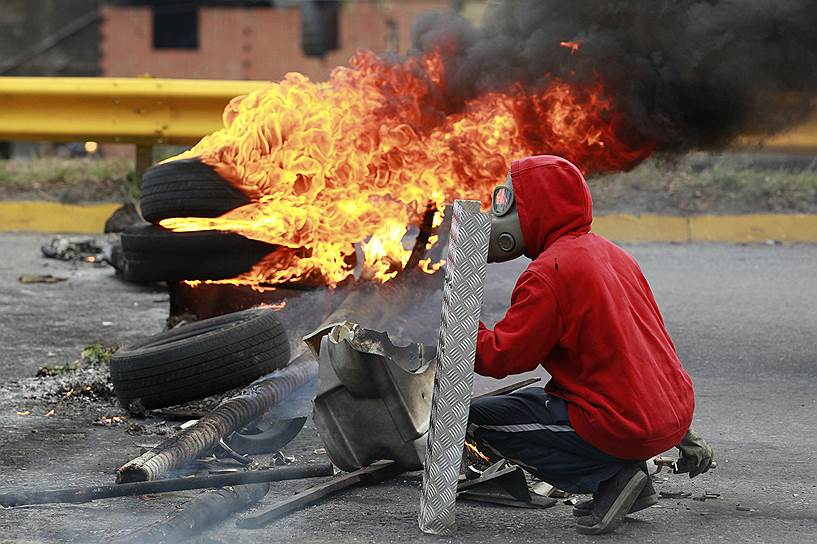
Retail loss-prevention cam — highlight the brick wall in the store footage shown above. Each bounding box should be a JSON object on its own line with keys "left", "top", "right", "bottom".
{"left": 101, "top": 1, "right": 450, "bottom": 81}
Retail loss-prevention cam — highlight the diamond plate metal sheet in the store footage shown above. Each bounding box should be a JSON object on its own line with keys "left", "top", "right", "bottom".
{"left": 418, "top": 200, "right": 490, "bottom": 535}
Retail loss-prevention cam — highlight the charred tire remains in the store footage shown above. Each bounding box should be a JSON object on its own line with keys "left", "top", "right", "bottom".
{"left": 227, "top": 417, "right": 308, "bottom": 455}
{"left": 139, "top": 158, "right": 251, "bottom": 224}
{"left": 119, "top": 224, "right": 274, "bottom": 282}
{"left": 110, "top": 308, "right": 290, "bottom": 410}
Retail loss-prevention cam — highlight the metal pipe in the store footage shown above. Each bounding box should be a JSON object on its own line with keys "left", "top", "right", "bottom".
{"left": 0, "top": 463, "right": 333, "bottom": 507}
{"left": 116, "top": 357, "right": 318, "bottom": 483}
{"left": 111, "top": 482, "right": 271, "bottom": 544}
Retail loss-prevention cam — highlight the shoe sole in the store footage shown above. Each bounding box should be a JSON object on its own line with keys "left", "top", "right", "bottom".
{"left": 576, "top": 471, "right": 647, "bottom": 535}
{"left": 572, "top": 492, "right": 659, "bottom": 517}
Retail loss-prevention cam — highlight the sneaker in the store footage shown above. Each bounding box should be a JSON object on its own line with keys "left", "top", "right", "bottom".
{"left": 575, "top": 464, "right": 647, "bottom": 535}
{"left": 572, "top": 478, "right": 658, "bottom": 517}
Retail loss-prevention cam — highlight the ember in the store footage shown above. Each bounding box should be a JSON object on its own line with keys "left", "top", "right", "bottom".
{"left": 95, "top": 415, "right": 128, "bottom": 427}
{"left": 253, "top": 301, "right": 287, "bottom": 311}
{"left": 161, "top": 48, "right": 650, "bottom": 287}
{"left": 559, "top": 40, "right": 581, "bottom": 54}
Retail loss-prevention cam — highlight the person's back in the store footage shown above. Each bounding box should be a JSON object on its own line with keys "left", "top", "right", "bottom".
{"left": 471, "top": 154, "right": 710, "bottom": 535}
{"left": 529, "top": 230, "right": 693, "bottom": 459}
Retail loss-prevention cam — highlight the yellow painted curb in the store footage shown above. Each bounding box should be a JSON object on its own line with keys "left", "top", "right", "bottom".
{"left": 593, "top": 214, "right": 689, "bottom": 243}
{"left": 594, "top": 213, "right": 817, "bottom": 243}
{"left": 0, "top": 202, "right": 816, "bottom": 243}
{"left": 689, "top": 214, "right": 817, "bottom": 243}
{"left": 0, "top": 201, "right": 121, "bottom": 233}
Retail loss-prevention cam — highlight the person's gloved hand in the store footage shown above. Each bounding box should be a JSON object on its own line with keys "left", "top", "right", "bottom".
{"left": 675, "top": 427, "right": 714, "bottom": 477}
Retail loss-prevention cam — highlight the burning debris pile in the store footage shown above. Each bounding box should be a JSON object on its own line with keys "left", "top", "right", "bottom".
{"left": 41, "top": 236, "right": 113, "bottom": 264}
{"left": 157, "top": 50, "right": 646, "bottom": 286}
{"left": 132, "top": 0, "right": 817, "bottom": 291}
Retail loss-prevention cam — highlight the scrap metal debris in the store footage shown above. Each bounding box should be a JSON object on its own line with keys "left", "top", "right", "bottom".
{"left": 116, "top": 358, "right": 318, "bottom": 483}
{"left": 41, "top": 235, "right": 112, "bottom": 263}
{"left": 530, "top": 481, "right": 571, "bottom": 499}
{"left": 311, "top": 321, "right": 436, "bottom": 472}
{"left": 660, "top": 490, "right": 693, "bottom": 499}
{"left": 456, "top": 462, "right": 557, "bottom": 509}
{"left": 271, "top": 451, "right": 295, "bottom": 466}
{"left": 239, "top": 460, "right": 403, "bottom": 529}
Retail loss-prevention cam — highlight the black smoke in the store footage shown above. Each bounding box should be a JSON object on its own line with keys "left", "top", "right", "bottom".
{"left": 411, "top": 0, "right": 817, "bottom": 153}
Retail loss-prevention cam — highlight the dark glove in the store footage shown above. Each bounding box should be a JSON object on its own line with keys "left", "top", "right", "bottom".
{"left": 675, "top": 427, "right": 714, "bottom": 478}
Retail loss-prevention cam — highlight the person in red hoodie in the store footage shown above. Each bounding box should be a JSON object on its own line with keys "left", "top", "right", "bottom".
{"left": 469, "top": 155, "right": 713, "bottom": 535}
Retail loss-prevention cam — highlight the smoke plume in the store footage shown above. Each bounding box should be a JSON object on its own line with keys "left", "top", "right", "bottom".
{"left": 412, "top": 0, "right": 817, "bottom": 153}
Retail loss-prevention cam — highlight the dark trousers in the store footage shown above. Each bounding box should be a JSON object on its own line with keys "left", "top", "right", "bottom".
{"left": 468, "top": 387, "right": 629, "bottom": 494}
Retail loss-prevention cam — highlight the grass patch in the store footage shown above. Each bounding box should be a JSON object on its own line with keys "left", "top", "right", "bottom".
{"left": 36, "top": 343, "right": 117, "bottom": 377}
{"left": 590, "top": 156, "right": 817, "bottom": 214}
{"left": 0, "top": 157, "right": 137, "bottom": 203}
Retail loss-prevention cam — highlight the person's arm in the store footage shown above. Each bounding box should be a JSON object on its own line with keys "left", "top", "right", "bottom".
{"left": 475, "top": 270, "right": 562, "bottom": 379}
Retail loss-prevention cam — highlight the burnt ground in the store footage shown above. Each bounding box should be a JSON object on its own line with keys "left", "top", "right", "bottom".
{"left": 1, "top": 233, "right": 816, "bottom": 543}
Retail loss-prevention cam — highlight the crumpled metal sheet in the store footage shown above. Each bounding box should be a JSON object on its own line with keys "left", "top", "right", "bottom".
{"left": 418, "top": 200, "right": 490, "bottom": 535}
{"left": 312, "top": 322, "right": 437, "bottom": 471}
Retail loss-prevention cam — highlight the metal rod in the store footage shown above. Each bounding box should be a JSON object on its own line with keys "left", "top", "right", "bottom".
{"left": 0, "top": 463, "right": 334, "bottom": 508}
{"left": 238, "top": 460, "right": 402, "bottom": 529}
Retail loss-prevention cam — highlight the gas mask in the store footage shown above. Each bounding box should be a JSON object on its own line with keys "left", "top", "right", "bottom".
{"left": 487, "top": 174, "right": 525, "bottom": 263}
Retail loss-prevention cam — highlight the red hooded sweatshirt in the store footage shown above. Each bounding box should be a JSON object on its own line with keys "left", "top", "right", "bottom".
{"left": 475, "top": 155, "right": 694, "bottom": 460}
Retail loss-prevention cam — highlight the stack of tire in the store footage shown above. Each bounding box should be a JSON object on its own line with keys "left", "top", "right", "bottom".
{"left": 119, "top": 158, "right": 275, "bottom": 283}
{"left": 112, "top": 161, "right": 308, "bottom": 454}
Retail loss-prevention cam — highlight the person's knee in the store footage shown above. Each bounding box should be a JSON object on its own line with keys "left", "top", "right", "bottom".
{"left": 468, "top": 397, "right": 493, "bottom": 425}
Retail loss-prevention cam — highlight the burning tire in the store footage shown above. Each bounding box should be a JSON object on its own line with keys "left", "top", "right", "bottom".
{"left": 119, "top": 224, "right": 274, "bottom": 282}
{"left": 139, "top": 158, "right": 251, "bottom": 224}
{"left": 110, "top": 308, "right": 290, "bottom": 410}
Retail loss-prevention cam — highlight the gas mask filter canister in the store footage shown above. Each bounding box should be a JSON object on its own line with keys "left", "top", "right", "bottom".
{"left": 487, "top": 174, "right": 526, "bottom": 263}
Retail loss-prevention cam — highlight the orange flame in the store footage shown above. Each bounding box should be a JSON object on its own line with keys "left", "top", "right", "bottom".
{"left": 161, "top": 48, "right": 651, "bottom": 287}
{"left": 559, "top": 40, "right": 582, "bottom": 54}
{"left": 254, "top": 300, "right": 287, "bottom": 310}
{"left": 465, "top": 440, "right": 491, "bottom": 463}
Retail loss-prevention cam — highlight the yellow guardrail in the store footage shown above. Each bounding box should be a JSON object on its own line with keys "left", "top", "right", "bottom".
{"left": 0, "top": 77, "right": 268, "bottom": 145}
{"left": 0, "top": 76, "right": 816, "bottom": 152}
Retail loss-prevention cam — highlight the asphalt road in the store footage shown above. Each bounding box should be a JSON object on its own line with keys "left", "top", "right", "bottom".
{"left": 1, "top": 233, "right": 816, "bottom": 543}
